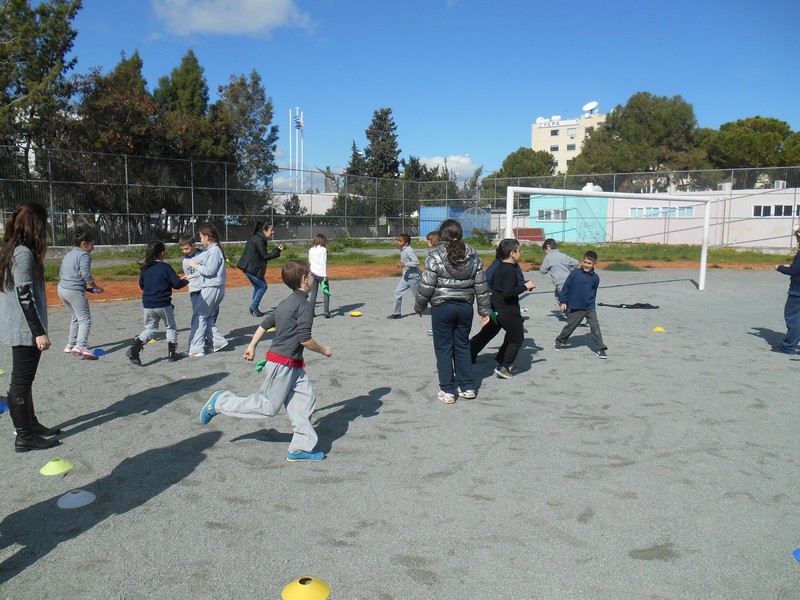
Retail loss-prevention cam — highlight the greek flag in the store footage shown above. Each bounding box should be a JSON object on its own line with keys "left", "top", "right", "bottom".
{"left": 294, "top": 115, "right": 304, "bottom": 130}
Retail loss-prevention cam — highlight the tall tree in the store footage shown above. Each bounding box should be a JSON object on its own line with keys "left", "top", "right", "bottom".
{"left": 151, "top": 50, "right": 228, "bottom": 160}
{"left": 343, "top": 140, "right": 367, "bottom": 177}
{"left": 68, "top": 51, "right": 159, "bottom": 155}
{"left": 0, "top": 0, "right": 82, "bottom": 167}
{"left": 705, "top": 116, "right": 793, "bottom": 168}
{"left": 568, "top": 92, "right": 708, "bottom": 174}
{"left": 154, "top": 49, "right": 208, "bottom": 116}
{"left": 491, "top": 147, "right": 554, "bottom": 178}
{"left": 364, "top": 107, "right": 400, "bottom": 178}
{"left": 214, "top": 70, "right": 279, "bottom": 189}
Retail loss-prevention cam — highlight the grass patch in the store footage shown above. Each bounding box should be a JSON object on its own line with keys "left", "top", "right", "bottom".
{"left": 604, "top": 262, "right": 643, "bottom": 272}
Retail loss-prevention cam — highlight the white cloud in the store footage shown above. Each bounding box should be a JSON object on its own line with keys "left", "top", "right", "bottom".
{"left": 153, "top": 0, "right": 310, "bottom": 36}
{"left": 420, "top": 154, "right": 475, "bottom": 180}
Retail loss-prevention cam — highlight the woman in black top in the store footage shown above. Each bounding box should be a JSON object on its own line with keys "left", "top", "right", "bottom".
{"left": 236, "top": 222, "right": 283, "bottom": 317}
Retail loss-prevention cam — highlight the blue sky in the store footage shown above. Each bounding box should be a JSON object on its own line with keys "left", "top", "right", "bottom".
{"left": 69, "top": 0, "right": 800, "bottom": 178}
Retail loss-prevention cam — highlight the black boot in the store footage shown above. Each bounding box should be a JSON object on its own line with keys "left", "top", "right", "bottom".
{"left": 127, "top": 337, "right": 144, "bottom": 365}
{"left": 9, "top": 395, "right": 60, "bottom": 453}
{"left": 27, "top": 392, "right": 62, "bottom": 436}
{"left": 167, "top": 342, "right": 181, "bottom": 362}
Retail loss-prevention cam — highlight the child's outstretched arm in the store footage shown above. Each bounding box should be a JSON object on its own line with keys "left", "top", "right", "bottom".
{"left": 301, "top": 338, "right": 332, "bottom": 357}
{"left": 243, "top": 325, "right": 268, "bottom": 361}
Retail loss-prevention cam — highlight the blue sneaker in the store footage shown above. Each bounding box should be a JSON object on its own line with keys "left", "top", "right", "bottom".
{"left": 200, "top": 391, "right": 221, "bottom": 424}
{"left": 286, "top": 450, "right": 326, "bottom": 462}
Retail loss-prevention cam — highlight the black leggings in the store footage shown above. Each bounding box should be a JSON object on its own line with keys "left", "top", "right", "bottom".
{"left": 9, "top": 345, "right": 41, "bottom": 401}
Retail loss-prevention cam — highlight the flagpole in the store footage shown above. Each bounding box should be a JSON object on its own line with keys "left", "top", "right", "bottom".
{"left": 300, "top": 111, "right": 304, "bottom": 193}
{"left": 289, "top": 108, "right": 294, "bottom": 192}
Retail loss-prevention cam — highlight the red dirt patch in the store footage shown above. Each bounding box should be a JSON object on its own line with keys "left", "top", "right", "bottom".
{"left": 45, "top": 260, "right": 777, "bottom": 305}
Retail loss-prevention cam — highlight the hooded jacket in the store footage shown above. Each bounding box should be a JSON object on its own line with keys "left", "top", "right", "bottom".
{"left": 414, "top": 242, "right": 491, "bottom": 315}
{"left": 237, "top": 230, "right": 281, "bottom": 278}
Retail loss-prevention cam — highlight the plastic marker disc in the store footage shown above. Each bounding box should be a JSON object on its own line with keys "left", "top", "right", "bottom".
{"left": 40, "top": 458, "right": 74, "bottom": 476}
{"left": 281, "top": 577, "right": 331, "bottom": 600}
{"left": 0, "top": 401, "right": 7, "bottom": 414}
{"left": 92, "top": 348, "right": 107, "bottom": 356}
{"left": 652, "top": 326, "right": 666, "bottom": 332}
{"left": 267, "top": 327, "right": 276, "bottom": 332}
{"left": 793, "top": 548, "right": 800, "bottom": 562}
{"left": 147, "top": 339, "right": 158, "bottom": 344}
{"left": 57, "top": 489, "right": 96, "bottom": 509}
{"left": 349, "top": 311, "right": 362, "bottom": 317}
{"left": 0, "top": 368, "right": 5, "bottom": 375}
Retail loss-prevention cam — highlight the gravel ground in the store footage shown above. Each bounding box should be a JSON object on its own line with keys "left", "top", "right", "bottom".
{"left": 0, "top": 268, "right": 798, "bottom": 599}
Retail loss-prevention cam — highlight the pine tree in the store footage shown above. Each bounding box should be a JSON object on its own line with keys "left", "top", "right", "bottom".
{"left": 364, "top": 107, "right": 400, "bottom": 178}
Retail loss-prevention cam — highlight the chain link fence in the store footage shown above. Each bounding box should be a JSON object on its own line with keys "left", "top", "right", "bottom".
{"left": 1, "top": 144, "right": 798, "bottom": 246}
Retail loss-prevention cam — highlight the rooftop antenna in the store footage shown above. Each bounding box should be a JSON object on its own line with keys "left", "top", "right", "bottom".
{"left": 582, "top": 100, "right": 599, "bottom": 114}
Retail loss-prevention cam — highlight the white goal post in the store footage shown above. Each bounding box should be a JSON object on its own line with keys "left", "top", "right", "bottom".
{"left": 505, "top": 186, "right": 713, "bottom": 291}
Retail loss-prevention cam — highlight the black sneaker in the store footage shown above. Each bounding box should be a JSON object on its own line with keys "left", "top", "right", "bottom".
{"left": 494, "top": 366, "right": 513, "bottom": 379}
{"left": 387, "top": 313, "right": 401, "bottom": 319}
{"left": 596, "top": 349, "right": 608, "bottom": 359}
{"left": 553, "top": 340, "right": 570, "bottom": 351}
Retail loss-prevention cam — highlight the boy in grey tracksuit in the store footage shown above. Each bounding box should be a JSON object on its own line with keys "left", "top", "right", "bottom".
{"left": 539, "top": 238, "right": 579, "bottom": 312}
{"left": 199, "top": 260, "right": 332, "bottom": 462}
{"left": 388, "top": 233, "right": 421, "bottom": 318}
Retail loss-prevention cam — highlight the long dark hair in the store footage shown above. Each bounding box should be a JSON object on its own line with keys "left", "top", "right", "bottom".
{"left": 139, "top": 240, "right": 165, "bottom": 271}
{"left": 310, "top": 233, "right": 328, "bottom": 248}
{"left": 0, "top": 202, "right": 49, "bottom": 290}
{"left": 439, "top": 219, "right": 466, "bottom": 264}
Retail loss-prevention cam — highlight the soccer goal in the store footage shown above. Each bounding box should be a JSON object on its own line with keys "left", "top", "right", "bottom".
{"left": 504, "top": 186, "right": 714, "bottom": 290}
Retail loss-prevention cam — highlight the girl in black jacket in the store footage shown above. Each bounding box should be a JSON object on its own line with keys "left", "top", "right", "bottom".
{"left": 237, "top": 222, "right": 283, "bottom": 317}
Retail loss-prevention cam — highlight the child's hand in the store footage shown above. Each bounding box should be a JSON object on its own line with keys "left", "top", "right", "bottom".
{"left": 396, "top": 261, "right": 404, "bottom": 268}
{"left": 525, "top": 280, "right": 535, "bottom": 291}
{"left": 243, "top": 347, "right": 255, "bottom": 361}
{"left": 323, "top": 346, "right": 332, "bottom": 357}
{"left": 560, "top": 303, "right": 567, "bottom": 312}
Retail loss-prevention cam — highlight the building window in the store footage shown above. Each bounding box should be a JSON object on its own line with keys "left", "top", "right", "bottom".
{"left": 585, "top": 127, "right": 594, "bottom": 138}
{"left": 550, "top": 129, "right": 559, "bottom": 136}
{"left": 550, "top": 145, "right": 559, "bottom": 152}
{"left": 551, "top": 160, "right": 559, "bottom": 168}
{"left": 773, "top": 205, "right": 793, "bottom": 217}
{"left": 566, "top": 159, "right": 573, "bottom": 167}
{"left": 753, "top": 205, "right": 772, "bottom": 217}
{"left": 567, "top": 128, "right": 577, "bottom": 139}
{"left": 537, "top": 209, "right": 567, "bottom": 222}
{"left": 566, "top": 144, "right": 576, "bottom": 151}
{"left": 629, "top": 206, "right": 695, "bottom": 219}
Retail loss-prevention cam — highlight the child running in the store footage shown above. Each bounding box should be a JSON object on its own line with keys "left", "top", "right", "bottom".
{"left": 553, "top": 250, "right": 608, "bottom": 359}
{"left": 539, "top": 239, "right": 579, "bottom": 318}
{"left": 200, "top": 260, "right": 332, "bottom": 462}
{"left": 186, "top": 224, "right": 228, "bottom": 356}
{"left": 387, "top": 233, "right": 421, "bottom": 319}
{"left": 57, "top": 227, "right": 104, "bottom": 360}
{"left": 126, "top": 241, "right": 189, "bottom": 365}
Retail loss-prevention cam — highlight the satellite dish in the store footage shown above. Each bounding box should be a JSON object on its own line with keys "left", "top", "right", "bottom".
{"left": 551, "top": 115, "right": 561, "bottom": 121}
{"left": 535, "top": 117, "right": 545, "bottom": 125}
{"left": 582, "top": 100, "right": 599, "bottom": 113}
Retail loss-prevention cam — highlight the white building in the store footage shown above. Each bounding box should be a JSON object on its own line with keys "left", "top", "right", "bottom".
{"left": 531, "top": 103, "right": 606, "bottom": 174}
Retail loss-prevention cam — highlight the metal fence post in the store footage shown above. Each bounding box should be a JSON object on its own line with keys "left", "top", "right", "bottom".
{"left": 125, "top": 154, "right": 131, "bottom": 245}
{"left": 47, "top": 150, "right": 56, "bottom": 243}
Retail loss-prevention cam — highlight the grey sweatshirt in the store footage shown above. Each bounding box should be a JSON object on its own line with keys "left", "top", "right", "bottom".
{"left": 58, "top": 247, "right": 96, "bottom": 291}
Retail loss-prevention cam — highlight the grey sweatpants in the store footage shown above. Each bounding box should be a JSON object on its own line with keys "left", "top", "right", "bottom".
{"left": 188, "top": 287, "right": 227, "bottom": 354}
{"left": 58, "top": 287, "right": 92, "bottom": 348}
{"left": 214, "top": 361, "right": 318, "bottom": 453}
{"left": 393, "top": 274, "right": 420, "bottom": 314}
{"left": 137, "top": 305, "right": 178, "bottom": 344}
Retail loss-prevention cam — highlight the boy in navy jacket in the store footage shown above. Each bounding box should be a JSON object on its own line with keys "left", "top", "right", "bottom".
{"left": 553, "top": 250, "right": 608, "bottom": 359}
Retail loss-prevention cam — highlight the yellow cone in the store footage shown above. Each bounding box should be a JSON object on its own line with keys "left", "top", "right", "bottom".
{"left": 652, "top": 326, "right": 666, "bottom": 332}
{"left": 349, "top": 311, "right": 362, "bottom": 317}
{"left": 281, "top": 577, "right": 330, "bottom": 600}
{"left": 40, "top": 458, "right": 74, "bottom": 476}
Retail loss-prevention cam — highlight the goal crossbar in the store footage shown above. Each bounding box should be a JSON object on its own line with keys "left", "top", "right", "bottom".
{"left": 505, "top": 186, "right": 713, "bottom": 291}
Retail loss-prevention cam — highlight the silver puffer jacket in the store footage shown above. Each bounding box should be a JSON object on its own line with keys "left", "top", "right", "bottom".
{"left": 414, "top": 242, "right": 491, "bottom": 315}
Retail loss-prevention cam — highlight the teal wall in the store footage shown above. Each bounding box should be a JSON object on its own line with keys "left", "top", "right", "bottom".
{"left": 528, "top": 195, "right": 608, "bottom": 243}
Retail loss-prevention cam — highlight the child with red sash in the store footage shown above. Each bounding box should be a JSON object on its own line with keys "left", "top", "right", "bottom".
{"left": 200, "top": 260, "right": 332, "bottom": 461}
